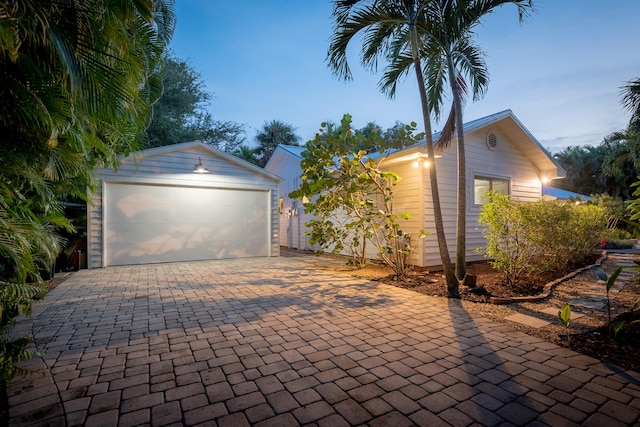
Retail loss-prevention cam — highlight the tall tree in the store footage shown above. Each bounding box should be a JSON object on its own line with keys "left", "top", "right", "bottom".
{"left": 255, "top": 120, "right": 301, "bottom": 167}
{"left": 146, "top": 53, "right": 246, "bottom": 151}
{"left": 0, "top": 0, "right": 175, "bottom": 379}
{"left": 423, "top": 0, "right": 533, "bottom": 280}
{"left": 554, "top": 142, "right": 637, "bottom": 199}
{"left": 554, "top": 145, "right": 608, "bottom": 195}
{"left": 232, "top": 145, "right": 259, "bottom": 165}
{"left": 601, "top": 130, "right": 640, "bottom": 199}
{"left": 327, "top": 0, "right": 459, "bottom": 295}
{"left": 621, "top": 78, "right": 640, "bottom": 131}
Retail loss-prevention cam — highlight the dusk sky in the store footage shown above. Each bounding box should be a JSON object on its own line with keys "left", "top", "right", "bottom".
{"left": 169, "top": 1, "right": 640, "bottom": 154}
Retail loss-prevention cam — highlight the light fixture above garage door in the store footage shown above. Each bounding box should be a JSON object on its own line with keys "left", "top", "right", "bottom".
{"left": 193, "top": 157, "right": 210, "bottom": 173}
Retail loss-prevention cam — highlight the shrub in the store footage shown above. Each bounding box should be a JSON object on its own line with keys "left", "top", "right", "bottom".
{"left": 0, "top": 281, "right": 43, "bottom": 381}
{"left": 478, "top": 192, "right": 607, "bottom": 285}
{"left": 601, "top": 227, "right": 633, "bottom": 240}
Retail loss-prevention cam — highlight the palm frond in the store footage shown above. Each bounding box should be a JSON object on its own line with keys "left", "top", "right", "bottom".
{"left": 621, "top": 78, "right": 640, "bottom": 122}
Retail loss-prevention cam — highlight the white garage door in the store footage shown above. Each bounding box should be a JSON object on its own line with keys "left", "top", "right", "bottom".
{"left": 104, "top": 183, "right": 269, "bottom": 266}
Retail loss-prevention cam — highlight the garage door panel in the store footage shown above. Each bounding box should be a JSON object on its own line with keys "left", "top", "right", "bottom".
{"left": 105, "top": 183, "right": 269, "bottom": 266}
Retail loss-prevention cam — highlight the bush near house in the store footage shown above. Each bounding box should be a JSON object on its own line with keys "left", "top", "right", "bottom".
{"left": 478, "top": 192, "right": 607, "bottom": 286}
{"left": 290, "top": 114, "right": 425, "bottom": 276}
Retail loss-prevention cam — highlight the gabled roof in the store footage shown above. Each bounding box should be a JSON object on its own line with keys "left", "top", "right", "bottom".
{"left": 271, "top": 111, "right": 565, "bottom": 179}
{"left": 113, "top": 141, "right": 282, "bottom": 181}
{"left": 461, "top": 110, "right": 565, "bottom": 178}
{"left": 376, "top": 110, "right": 566, "bottom": 179}
{"left": 264, "top": 144, "right": 306, "bottom": 176}
{"left": 277, "top": 144, "right": 306, "bottom": 158}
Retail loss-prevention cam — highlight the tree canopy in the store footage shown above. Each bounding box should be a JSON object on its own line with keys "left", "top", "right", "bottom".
{"left": 254, "top": 120, "right": 301, "bottom": 167}
{"left": 146, "top": 53, "right": 246, "bottom": 151}
{"left": 0, "top": 0, "right": 175, "bottom": 380}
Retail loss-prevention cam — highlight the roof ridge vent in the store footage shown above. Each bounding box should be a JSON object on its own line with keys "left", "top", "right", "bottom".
{"left": 486, "top": 131, "right": 497, "bottom": 151}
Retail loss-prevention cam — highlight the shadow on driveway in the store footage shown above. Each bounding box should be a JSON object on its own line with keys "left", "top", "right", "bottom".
{"left": 7, "top": 256, "right": 640, "bottom": 426}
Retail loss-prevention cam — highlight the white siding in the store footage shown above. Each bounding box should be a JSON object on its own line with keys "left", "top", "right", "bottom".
{"left": 464, "top": 127, "right": 542, "bottom": 263}
{"left": 88, "top": 143, "right": 280, "bottom": 268}
{"left": 266, "top": 112, "right": 554, "bottom": 270}
{"left": 416, "top": 127, "right": 544, "bottom": 268}
{"left": 383, "top": 161, "right": 425, "bottom": 265}
{"left": 420, "top": 147, "right": 458, "bottom": 268}
{"left": 266, "top": 149, "right": 316, "bottom": 251}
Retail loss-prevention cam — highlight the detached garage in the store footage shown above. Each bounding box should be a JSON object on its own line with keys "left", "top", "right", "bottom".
{"left": 87, "top": 141, "right": 281, "bottom": 268}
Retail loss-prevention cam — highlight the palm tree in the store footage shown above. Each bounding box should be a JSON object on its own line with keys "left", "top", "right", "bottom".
{"left": 327, "top": 0, "right": 459, "bottom": 295}
{"left": 554, "top": 145, "right": 608, "bottom": 196}
{"left": 601, "top": 130, "right": 640, "bottom": 198}
{"left": 422, "top": 0, "right": 533, "bottom": 280}
{"left": 621, "top": 78, "right": 640, "bottom": 131}
{"left": 233, "top": 145, "right": 260, "bottom": 165}
{"left": 255, "top": 120, "right": 301, "bottom": 167}
{"left": 0, "top": 0, "right": 175, "bottom": 380}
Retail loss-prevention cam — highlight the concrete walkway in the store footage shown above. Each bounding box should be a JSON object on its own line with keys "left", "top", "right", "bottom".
{"left": 7, "top": 257, "right": 640, "bottom": 426}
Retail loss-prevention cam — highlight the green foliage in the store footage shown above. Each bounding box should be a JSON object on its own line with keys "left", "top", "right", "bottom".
{"left": 601, "top": 239, "right": 634, "bottom": 249}
{"left": 554, "top": 141, "right": 639, "bottom": 199}
{"left": 0, "top": 281, "right": 43, "bottom": 381}
{"left": 0, "top": 0, "right": 175, "bottom": 380}
{"left": 353, "top": 121, "right": 424, "bottom": 153}
{"left": 255, "top": 120, "right": 301, "bottom": 167}
{"left": 231, "top": 145, "right": 259, "bottom": 165}
{"left": 589, "top": 194, "right": 628, "bottom": 231}
{"left": 621, "top": 77, "right": 640, "bottom": 129}
{"left": 628, "top": 177, "right": 640, "bottom": 223}
{"left": 478, "top": 192, "right": 606, "bottom": 286}
{"left": 556, "top": 76, "right": 640, "bottom": 199}
{"left": 558, "top": 303, "right": 572, "bottom": 344}
{"left": 594, "top": 266, "right": 623, "bottom": 337}
{"left": 326, "top": 0, "right": 459, "bottom": 293}
{"left": 146, "top": 53, "right": 246, "bottom": 151}
{"left": 290, "top": 114, "right": 425, "bottom": 276}
{"left": 600, "top": 228, "right": 633, "bottom": 241}
{"left": 613, "top": 320, "right": 626, "bottom": 338}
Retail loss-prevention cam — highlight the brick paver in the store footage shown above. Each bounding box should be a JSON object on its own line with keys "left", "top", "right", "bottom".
{"left": 6, "top": 255, "right": 640, "bottom": 426}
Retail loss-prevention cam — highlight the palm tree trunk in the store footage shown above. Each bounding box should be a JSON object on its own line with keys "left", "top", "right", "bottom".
{"left": 447, "top": 58, "right": 467, "bottom": 281}
{"left": 413, "top": 57, "right": 459, "bottom": 296}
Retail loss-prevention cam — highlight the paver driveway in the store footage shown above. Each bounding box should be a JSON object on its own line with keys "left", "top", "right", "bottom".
{"left": 7, "top": 256, "right": 640, "bottom": 426}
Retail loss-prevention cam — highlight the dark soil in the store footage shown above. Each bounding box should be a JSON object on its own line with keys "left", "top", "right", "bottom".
{"left": 566, "top": 311, "right": 640, "bottom": 372}
{"left": 377, "top": 253, "right": 603, "bottom": 303}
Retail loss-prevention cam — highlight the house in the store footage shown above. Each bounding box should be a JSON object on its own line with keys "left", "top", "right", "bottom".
{"left": 265, "top": 144, "right": 317, "bottom": 251}
{"left": 87, "top": 141, "right": 281, "bottom": 268}
{"left": 266, "top": 110, "right": 566, "bottom": 268}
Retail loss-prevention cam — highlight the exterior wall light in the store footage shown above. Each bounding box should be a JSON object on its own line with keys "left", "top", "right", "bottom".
{"left": 193, "top": 157, "right": 210, "bottom": 173}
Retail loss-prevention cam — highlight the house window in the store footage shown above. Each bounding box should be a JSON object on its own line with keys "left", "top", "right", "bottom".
{"left": 474, "top": 176, "right": 509, "bottom": 205}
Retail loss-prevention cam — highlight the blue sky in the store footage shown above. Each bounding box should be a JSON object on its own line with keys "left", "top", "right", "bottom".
{"left": 170, "top": 1, "right": 639, "bottom": 154}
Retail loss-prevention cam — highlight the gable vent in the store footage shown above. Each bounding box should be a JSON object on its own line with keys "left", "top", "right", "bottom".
{"left": 486, "top": 131, "right": 498, "bottom": 151}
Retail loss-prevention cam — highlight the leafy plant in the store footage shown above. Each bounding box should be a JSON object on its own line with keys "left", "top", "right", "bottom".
{"left": 0, "top": 0, "right": 175, "bottom": 382}
{"left": 0, "top": 281, "right": 43, "bottom": 381}
{"left": 478, "top": 192, "right": 607, "bottom": 285}
{"left": 593, "top": 266, "right": 623, "bottom": 337}
{"left": 558, "top": 303, "right": 572, "bottom": 344}
{"left": 290, "top": 114, "right": 425, "bottom": 276}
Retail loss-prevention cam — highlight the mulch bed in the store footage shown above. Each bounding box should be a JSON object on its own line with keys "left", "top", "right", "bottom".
{"left": 376, "top": 253, "right": 603, "bottom": 302}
